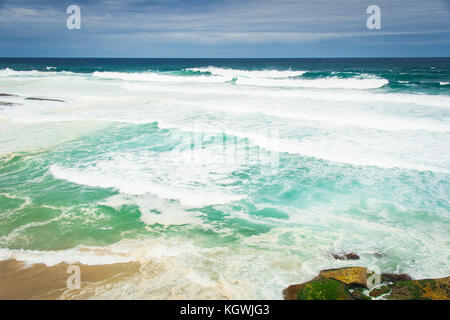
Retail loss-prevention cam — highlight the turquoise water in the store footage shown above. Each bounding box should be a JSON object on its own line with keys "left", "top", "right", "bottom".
{"left": 0, "top": 58, "right": 449, "bottom": 299}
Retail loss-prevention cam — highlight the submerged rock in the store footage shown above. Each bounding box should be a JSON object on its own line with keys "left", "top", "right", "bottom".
{"left": 331, "top": 252, "right": 360, "bottom": 260}
{"left": 0, "top": 101, "right": 16, "bottom": 106}
{"left": 373, "top": 252, "right": 384, "bottom": 258}
{"left": 0, "top": 93, "right": 18, "bottom": 106}
{"left": 25, "top": 97, "right": 64, "bottom": 102}
{"left": 283, "top": 267, "right": 449, "bottom": 300}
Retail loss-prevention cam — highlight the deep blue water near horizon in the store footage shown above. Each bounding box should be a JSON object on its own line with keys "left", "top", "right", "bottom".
{"left": 0, "top": 56, "right": 449, "bottom": 298}
{"left": 1, "top": 57, "right": 450, "bottom": 95}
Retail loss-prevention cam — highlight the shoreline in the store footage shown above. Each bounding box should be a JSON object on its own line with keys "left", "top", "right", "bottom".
{"left": 0, "top": 257, "right": 237, "bottom": 300}
{"left": 0, "top": 259, "right": 140, "bottom": 300}
{"left": 2, "top": 259, "right": 448, "bottom": 300}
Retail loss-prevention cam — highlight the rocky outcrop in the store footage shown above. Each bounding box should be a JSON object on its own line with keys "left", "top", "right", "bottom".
{"left": 283, "top": 267, "right": 449, "bottom": 300}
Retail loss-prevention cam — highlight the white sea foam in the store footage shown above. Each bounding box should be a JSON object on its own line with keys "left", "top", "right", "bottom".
{"left": 49, "top": 164, "right": 245, "bottom": 207}
{"left": 218, "top": 129, "right": 450, "bottom": 173}
{"left": 100, "top": 193, "right": 204, "bottom": 226}
{"left": 1, "top": 66, "right": 448, "bottom": 174}
{"left": 0, "top": 68, "right": 76, "bottom": 78}
{"left": 120, "top": 80, "right": 450, "bottom": 108}
{"left": 92, "top": 68, "right": 387, "bottom": 89}
{"left": 186, "top": 66, "right": 306, "bottom": 78}
{"left": 0, "top": 67, "right": 444, "bottom": 101}
{"left": 235, "top": 75, "right": 388, "bottom": 89}
{"left": 0, "top": 213, "right": 447, "bottom": 299}
{"left": 0, "top": 238, "right": 195, "bottom": 266}
{"left": 0, "top": 63, "right": 449, "bottom": 300}
{"left": 91, "top": 70, "right": 230, "bottom": 83}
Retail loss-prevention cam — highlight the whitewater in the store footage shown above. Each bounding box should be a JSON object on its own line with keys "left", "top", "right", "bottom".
{"left": 0, "top": 58, "right": 449, "bottom": 299}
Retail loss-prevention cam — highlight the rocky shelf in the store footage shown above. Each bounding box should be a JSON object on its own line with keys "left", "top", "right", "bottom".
{"left": 283, "top": 267, "right": 449, "bottom": 300}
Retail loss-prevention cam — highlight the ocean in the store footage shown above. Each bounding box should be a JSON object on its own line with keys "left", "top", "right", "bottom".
{"left": 0, "top": 58, "right": 449, "bottom": 299}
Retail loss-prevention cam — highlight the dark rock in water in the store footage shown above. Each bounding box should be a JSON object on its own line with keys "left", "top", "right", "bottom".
{"left": 283, "top": 276, "right": 355, "bottom": 300}
{"left": 0, "top": 93, "right": 15, "bottom": 97}
{"left": 369, "top": 285, "right": 390, "bottom": 297}
{"left": 0, "top": 101, "right": 18, "bottom": 106}
{"left": 25, "top": 97, "right": 64, "bottom": 102}
{"left": 332, "top": 252, "right": 360, "bottom": 260}
{"left": 385, "top": 277, "right": 449, "bottom": 300}
{"left": 382, "top": 273, "right": 412, "bottom": 283}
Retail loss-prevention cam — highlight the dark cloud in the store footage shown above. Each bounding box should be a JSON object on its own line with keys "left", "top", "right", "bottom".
{"left": 0, "top": 0, "right": 449, "bottom": 57}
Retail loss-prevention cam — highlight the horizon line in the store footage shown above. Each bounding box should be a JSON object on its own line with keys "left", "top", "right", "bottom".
{"left": 1, "top": 56, "right": 449, "bottom": 59}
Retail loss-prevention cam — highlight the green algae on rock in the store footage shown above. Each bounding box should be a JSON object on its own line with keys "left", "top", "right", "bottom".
{"left": 284, "top": 267, "right": 449, "bottom": 300}
{"left": 385, "top": 277, "right": 449, "bottom": 300}
{"left": 283, "top": 276, "right": 355, "bottom": 300}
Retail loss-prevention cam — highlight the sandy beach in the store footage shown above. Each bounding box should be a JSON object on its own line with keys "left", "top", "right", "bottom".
{"left": 0, "top": 259, "right": 140, "bottom": 299}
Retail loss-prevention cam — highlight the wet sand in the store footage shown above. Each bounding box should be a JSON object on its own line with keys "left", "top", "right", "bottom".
{"left": 0, "top": 259, "right": 141, "bottom": 299}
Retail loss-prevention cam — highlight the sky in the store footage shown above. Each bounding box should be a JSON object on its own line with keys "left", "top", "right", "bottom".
{"left": 0, "top": 0, "right": 449, "bottom": 58}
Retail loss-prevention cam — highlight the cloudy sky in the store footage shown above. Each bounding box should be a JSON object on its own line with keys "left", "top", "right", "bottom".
{"left": 0, "top": 0, "right": 449, "bottom": 57}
